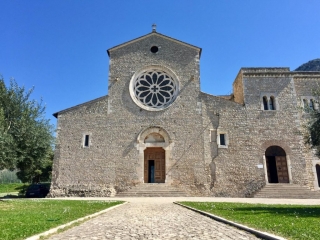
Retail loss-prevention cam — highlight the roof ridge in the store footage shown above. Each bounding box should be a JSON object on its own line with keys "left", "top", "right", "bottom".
{"left": 107, "top": 32, "right": 201, "bottom": 57}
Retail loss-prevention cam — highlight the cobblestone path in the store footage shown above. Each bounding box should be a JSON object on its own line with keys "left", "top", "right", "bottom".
{"left": 48, "top": 201, "right": 260, "bottom": 240}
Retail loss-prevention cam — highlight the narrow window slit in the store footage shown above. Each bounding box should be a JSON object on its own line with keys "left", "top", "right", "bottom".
{"left": 219, "top": 134, "right": 226, "bottom": 146}
{"left": 84, "top": 135, "right": 90, "bottom": 147}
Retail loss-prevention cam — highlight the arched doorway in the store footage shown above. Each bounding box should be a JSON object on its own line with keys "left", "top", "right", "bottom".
{"left": 265, "top": 146, "right": 289, "bottom": 183}
{"left": 143, "top": 133, "right": 166, "bottom": 183}
{"left": 136, "top": 126, "right": 173, "bottom": 184}
{"left": 316, "top": 164, "right": 320, "bottom": 187}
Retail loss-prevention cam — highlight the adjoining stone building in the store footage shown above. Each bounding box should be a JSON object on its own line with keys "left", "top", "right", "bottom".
{"left": 49, "top": 27, "right": 320, "bottom": 197}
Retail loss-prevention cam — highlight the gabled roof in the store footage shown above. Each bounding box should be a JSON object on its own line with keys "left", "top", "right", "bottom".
{"left": 107, "top": 31, "right": 202, "bottom": 57}
{"left": 53, "top": 95, "right": 108, "bottom": 118}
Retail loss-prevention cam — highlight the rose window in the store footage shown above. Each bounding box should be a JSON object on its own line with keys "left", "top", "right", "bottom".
{"left": 130, "top": 69, "right": 179, "bottom": 110}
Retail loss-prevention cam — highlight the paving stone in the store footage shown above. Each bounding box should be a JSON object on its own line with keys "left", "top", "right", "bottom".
{"left": 48, "top": 202, "right": 259, "bottom": 240}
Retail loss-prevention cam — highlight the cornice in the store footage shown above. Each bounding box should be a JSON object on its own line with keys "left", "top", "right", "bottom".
{"left": 242, "top": 71, "right": 320, "bottom": 78}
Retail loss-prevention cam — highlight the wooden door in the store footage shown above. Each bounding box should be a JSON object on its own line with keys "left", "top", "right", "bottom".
{"left": 144, "top": 148, "right": 165, "bottom": 183}
{"left": 275, "top": 156, "right": 289, "bottom": 183}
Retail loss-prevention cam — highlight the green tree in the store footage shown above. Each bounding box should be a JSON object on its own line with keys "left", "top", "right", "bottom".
{"left": 304, "top": 87, "right": 320, "bottom": 158}
{"left": 0, "top": 76, "right": 54, "bottom": 182}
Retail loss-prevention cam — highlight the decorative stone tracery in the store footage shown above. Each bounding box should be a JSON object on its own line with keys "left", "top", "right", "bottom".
{"left": 129, "top": 66, "right": 179, "bottom": 111}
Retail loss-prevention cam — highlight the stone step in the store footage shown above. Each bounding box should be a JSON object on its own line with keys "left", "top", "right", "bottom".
{"left": 255, "top": 195, "right": 320, "bottom": 199}
{"left": 119, "top": 191, "right": 186, "bottom": 194}
{"left": 116, "top": 194, "right": 188, "bottom": 197}
{"left": 256, "top": 192, "right": 320, "bottom": 195}
{"left": 128, "top": 188, "right": 182, "bottom": 191}
{"left": 131, "top": 185, "right": 178, "bottom": 188}
{"left": 255, "top": 196, "right": 320, "bottom": 199}
{"left": 116, "top": 190, "right": 187, "bottom": 194}
{"left": 263, "top": 185, "right": 309, "bottom": 188}
{"left": 116, "top": 193, "right": 188, "bottom": 197}
{"left": 253, "top": 184, "right": 320, "bottom": 199}
{"left": 115, "top": 184, "right": 189, "bottom": 197}
{"left": 255, "top": 189, "right": 315, "bottom": 193}
{"left": 255, "top": 192, "right": 320, "bottom": 196}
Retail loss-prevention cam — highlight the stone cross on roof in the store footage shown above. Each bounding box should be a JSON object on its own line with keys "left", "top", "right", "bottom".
{"left": 152, "top": 24, "right": 157, "bottom": 32}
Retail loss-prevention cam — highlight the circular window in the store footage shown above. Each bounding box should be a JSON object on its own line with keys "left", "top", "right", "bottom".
{"left": 129, "top": 67, "right": 179, "bottom": 111}
{"left": 150, "top": 46, "right": 158, "bottom": 53}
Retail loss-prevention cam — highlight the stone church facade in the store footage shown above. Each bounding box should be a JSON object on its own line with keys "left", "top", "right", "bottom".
{"left": 49, "top": 28, "right": 320, "bottom": 197}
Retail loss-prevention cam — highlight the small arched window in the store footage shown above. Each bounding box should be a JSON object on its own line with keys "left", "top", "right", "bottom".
{"left": 263, "top": 96, "right": 268, "bottom": 110}
{"left": 310, "top": 99, "right": 315, "bottom": 110}
{"left": 269, "top": 96, "right": 275, "bottom": 110}
{"left": 261, "top": 94, "right": 278, "bottom": 111}
{"left": 303, "top": 99, "right": 308, "bottom": 110}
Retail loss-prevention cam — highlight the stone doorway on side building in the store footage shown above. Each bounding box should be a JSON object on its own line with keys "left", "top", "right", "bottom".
{"left": 144, "top": 147, "right": 165, "bottom": 183}
{"left": 316, "top": 164, "right": 320, "bottom": 188}
{"left": 265, "top": 146, "right": 289, "bottom": 183}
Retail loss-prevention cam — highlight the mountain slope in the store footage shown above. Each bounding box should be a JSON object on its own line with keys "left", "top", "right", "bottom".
{"left": 295, "top": 58, "right": 320, "bottom": 71}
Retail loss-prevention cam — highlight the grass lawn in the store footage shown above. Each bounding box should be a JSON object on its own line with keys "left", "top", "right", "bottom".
{"left": 180, "top": 202, "right": 320, "bottom": 240}
{"left": 0, "top": 183, "right": 27, "bottom": 194}
{"left": 0, "top": 199, "right": 124, "bottom": 240}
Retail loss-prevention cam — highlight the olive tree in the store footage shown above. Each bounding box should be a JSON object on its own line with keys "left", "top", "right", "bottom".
{"left": 0, "top": 76, "right": 54, "bottom": 182}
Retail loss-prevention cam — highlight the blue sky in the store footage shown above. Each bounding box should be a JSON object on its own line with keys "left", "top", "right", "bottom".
{"left": 1, "top": 1, "right": 320, "bottom": 127}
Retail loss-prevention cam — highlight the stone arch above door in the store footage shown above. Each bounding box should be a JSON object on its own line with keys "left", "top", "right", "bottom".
{"left": 136, "top": 126, "right": 173, "bottom": 149}
{"left": 260, "top": 140, "right": 292, "bottom": 156}
{"left": 265, "top": 145, "right": 286, "bottom": 157}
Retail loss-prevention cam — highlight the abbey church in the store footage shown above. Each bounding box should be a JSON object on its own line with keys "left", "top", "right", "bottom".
{"left": 49, "top": 27, "right": 320, "bottom": 197}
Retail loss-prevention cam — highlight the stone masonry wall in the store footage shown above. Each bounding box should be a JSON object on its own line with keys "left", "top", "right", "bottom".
{"left": 106, "top": 34, "right": 209, "bottom": 195}
{"left": 50, "top": 34, "right": 211, "bottom": 197}
{"left": 49, "top": 32, "right": 320, "bottom": 198}
{"left": 232, "top": 71, "right": 244, "bottom": 104}
{"left": 293, "top": 76, "right": 320, "bottom": 190}
{"left": 201, "top": 93, "right": 264, "bottom": 197}
{"left": 241, "top": 73, "right": 308, "bottom": 187}
{"left": 200, "top": 71, "right": 313, "bottom": 197}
